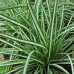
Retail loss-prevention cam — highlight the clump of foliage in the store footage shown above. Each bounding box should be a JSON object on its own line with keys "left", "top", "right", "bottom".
{"left": 0, "top": 0, "right": 74, "bottom": 74}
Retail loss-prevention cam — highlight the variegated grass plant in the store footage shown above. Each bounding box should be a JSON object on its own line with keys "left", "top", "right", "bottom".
{"left": 0, "top": 0, "right": 74, "bottom": 74}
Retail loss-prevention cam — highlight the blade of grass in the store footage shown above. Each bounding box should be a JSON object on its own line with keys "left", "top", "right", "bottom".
{"left": 48, "top": 0, "right": 57, "bottom": 60}
{"left": 23, "top": 51, "right": 34, "bottom": 74}
{"left": 0, "top": 4, "right": 26, "bottom": 11}
{"left": 51, "top": 64, "right": 70, "bottom": 74}
{"left": 0, "top": 15, "right": 31, "bottom": 34}
{"left": 66, "top": 54, "right": 74, "bottom": 74}
{"left": 27, "top": 0, "right": 46, "bottom": 46}
{"left": 0, "top": 33, "right": 46, "bottom": 49}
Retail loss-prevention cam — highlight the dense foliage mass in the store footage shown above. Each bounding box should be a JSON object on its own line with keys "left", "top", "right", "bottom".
{"left": 0, "top": 0, "right": 74, "bottom": 74}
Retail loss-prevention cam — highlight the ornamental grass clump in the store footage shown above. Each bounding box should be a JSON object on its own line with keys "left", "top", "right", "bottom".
{"left": 0, "top": 0, "right": 74, "bottom": 74}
